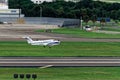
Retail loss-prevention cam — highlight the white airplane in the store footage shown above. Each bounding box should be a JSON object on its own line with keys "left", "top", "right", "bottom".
{"left": 23, "top": 37, "right": 60, "bottom": 47}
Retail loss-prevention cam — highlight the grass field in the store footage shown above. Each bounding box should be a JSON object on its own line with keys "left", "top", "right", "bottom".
{"left": 103, "top": 27, "right": 120, "bottom": 32}
{"left": 1, "top": 41, "right": 120, "bottom": 56}
{"left": 1, "top": 67, "right": 120, "bottom": 80}
{"left": 38, "top": 28, "right": 120, "bottom": 38}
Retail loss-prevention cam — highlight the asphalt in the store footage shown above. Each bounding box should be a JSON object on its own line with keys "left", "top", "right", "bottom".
{"left": 0, "top": 24, "right": 120, "bottom": 42}
{"left": 0, "top": 24, "right": 120, "bottom": 67}
{"left": 1, "top": 57, "right": 120, "bottom": 67}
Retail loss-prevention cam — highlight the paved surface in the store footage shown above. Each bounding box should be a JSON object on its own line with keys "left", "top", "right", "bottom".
{"left": 0, "top": 24, "right": 60, "bottom": 39}
{"left": 0, "top": 24, "right": 120, "bottom": 42}
{"left": 0, "top": 24, "right": 120, "bottom": 67}
{"left": 1, "top": 57, "right": 120, "bottom": 67}
{"left": 94, "top": 30, "right": 120, "bottom": 34}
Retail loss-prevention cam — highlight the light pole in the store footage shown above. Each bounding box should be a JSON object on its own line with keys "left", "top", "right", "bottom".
{"left": 80, "top": 17, "right": 83, "bottom": 29}
{"left": 18, "top": 0, "right": 20, "bottom": 18}
{"left": 40, "top": 6, "right": 42, "bottom": 18}
{"left": 38, "top": 1, "right": 42, "bottom": 24}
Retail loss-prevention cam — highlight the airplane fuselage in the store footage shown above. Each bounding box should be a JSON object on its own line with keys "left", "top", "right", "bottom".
{"left": 24, "top": 37, "right": 60, "bottom": 47}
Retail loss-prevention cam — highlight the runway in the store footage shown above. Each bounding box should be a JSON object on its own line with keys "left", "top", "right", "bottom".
{"left": 1, "top": 57, "right": 120, "bottom": 67}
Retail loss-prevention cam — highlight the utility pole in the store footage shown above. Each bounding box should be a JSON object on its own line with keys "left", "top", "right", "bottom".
{"left": 18, "top": 0, "right": 20, "bottom": 18}
{"left": 40, "top": 6, "right": 42, "bottom": 18}
{"left": 80, "top": 17, "right": 83, "bottom": 29}
{"left": 39, "top": 2, "right": 42, "bottom": 25}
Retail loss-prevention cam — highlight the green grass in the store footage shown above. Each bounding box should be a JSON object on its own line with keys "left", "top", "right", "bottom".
{"left": 103, "top": 27, "right": 120, "bottom": 32}
{"left": 1, "top": 41, "right": 120, "bottom": 56}
{"left": 39, "top": 28, "right": 120, "bottom": 38}
{"left": 1, "top": 67, "right": 120, "bottom": 80}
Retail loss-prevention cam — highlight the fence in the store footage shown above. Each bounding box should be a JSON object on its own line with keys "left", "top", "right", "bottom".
{"left": 0, "top": 17, "right": 80, "bottom": 27}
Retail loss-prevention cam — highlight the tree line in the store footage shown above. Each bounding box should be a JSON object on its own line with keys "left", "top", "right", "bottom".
{"left": 8, "top": 0, "right": 120, "bottom": 21}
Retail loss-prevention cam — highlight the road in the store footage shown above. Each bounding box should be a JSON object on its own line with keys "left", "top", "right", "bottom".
{"left": 1, "top": 57, "right": 120, "bottom": 67}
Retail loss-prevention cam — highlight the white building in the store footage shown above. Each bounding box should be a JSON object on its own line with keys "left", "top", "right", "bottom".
{"left": 0, "top": 0, "right": 24, "bottom": 17}
{"left": 0, "top": 0, "right": 8, "bottom": 9}
{"left": 31, "top": 0, "right": 80, "bottom": 4}
{"left": 31, "top": 0, "right": 53, "bottom": 4}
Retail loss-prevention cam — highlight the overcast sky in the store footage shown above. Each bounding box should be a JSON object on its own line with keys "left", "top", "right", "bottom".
{"left": 41, "top": 0, "right": 49, "bottom": 1}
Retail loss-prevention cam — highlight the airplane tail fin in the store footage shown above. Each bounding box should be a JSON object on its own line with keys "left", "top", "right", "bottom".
{"left": 23, "top": 36, "right": 33, "bottom": 44}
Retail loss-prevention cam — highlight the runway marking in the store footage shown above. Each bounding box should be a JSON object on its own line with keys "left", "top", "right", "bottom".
{"left": 40, "top": 65, "right": 53, "bottom": 68}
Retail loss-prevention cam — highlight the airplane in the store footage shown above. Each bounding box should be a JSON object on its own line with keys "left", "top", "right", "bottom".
{"left": 23, "top": 36, "right": 60, "bottom": 48}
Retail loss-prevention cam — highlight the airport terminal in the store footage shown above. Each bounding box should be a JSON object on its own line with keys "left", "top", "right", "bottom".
{"left": 0, "top": 0, "right": 24, "bottom": 17}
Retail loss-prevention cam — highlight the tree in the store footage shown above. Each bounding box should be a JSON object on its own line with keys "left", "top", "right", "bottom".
{"left": 100, "top": 18, "right": 106, "bottom": 28}
{"left": 42, "top": 6, "right": 57, "bottom": 17}
{"left": 91, "top": 15, "right": 97, "bottom": 26}
{"left": 83, "top": 15, "right": 89, "bottom": 25}
{"left": 8, "top": 0, "right": 120, "bottom": 20}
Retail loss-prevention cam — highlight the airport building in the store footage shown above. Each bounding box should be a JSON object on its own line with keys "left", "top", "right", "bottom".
{"left": 31, "top": 0, "right": 79, "bottom": 4}
{"left": 0, "top": 0, "right": 8, "bottom": 9}
{"left": 0, "top": 0, "right": 24, "bottom": 17}
{"left": 0, "top": 0, "right": 79, "bottom": 26}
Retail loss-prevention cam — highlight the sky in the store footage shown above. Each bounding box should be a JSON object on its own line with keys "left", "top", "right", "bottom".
{"left": 40, "top": 0, "right": 51, "bottom": 1}
{"left": 31, "top": 0, "right": 71, "bottom": 2}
